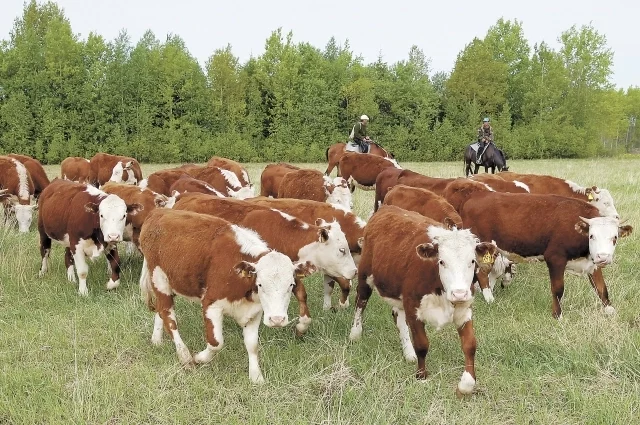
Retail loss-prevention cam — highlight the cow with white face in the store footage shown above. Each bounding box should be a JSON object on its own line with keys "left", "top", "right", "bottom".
{"left": 37, "top": 180, "right": 142, "bottom": 295}
{"left": 0, "top": 156, "right": 36, "bottom": 233}
{"left": 228, "top": 185, "right": 256, "bottom": 200}
{"left": 139, "top": 208, "right": 316, "bottom": 383}
{"left": 325, "top": 177, "right": 352, "bottom": 212}
{"left": 575, "top": 216, "right": 631, "bottom": 269}
{"left": 108, "top": 161, "right": 137, "bottom": 185}
{"left": 350, "top": 205, "right": 496, "bottom": 396}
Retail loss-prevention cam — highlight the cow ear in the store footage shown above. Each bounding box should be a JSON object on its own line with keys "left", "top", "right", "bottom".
{"left": 234, "top": 261, "right": 256, "bottom": 278}
{"left": 318, "top": 228, "right": 330, "bottom": 243}
{"left": 127, "top": 203, "right": 144, "bottom": 215}
{"left": 84, "top": 202, "right": 99, "bottom": 214}
{"left": 575, "top": 220, "right": 590, "bottom": 235}
{"left": 294, "top": 261, "right": 317, "bottom": 279}
{"left": 618, "top": 225, "right": 633, "bottom": 238}
{"left": 125, "top": 161, "right": 133, "bottom": 169}
{"left": 416, "top": 243, "right": 438, "bottom": 260}
{"left": 357, "top": 237, "right": 364, "bottom": 249}
{"left": 443, "top": 217, "right": 457, "bottom": 230}
{"left": 154, "top": 197, "right": 167, "bottom": 208}
{"left": 475, "top": 242, "right": 498, "bottom": 265}
{"left": 315, "top": 218, "right": 328, "bottom": 227}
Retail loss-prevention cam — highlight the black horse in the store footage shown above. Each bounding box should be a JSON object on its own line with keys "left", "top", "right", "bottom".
{"left": 463, "top": 142, "right": 509, "bottom": 177}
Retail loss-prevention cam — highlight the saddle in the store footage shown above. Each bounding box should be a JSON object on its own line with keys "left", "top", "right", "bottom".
{"left": 346, "top": 140, "right": 370, "bottom": 154}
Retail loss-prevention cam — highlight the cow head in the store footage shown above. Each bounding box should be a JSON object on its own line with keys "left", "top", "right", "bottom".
{"left": 585, "top": 187, "right": 619, "bottom": 219}
{"left": 235, "top": 253, "right": 316, "bottom": 327}
{"left": 575, "top": 216, "right": 632, "bottom": 267}
{"left": 1, "top": 193, "right": 37, "bottom": 233}
{"left": 85, "top": 194, "right": 143, "bottom": 242}
{"left": 298, "top": 218, "right": 357, "bottom": 280}
{"left": 325, "top": 177, "right": 352, "bottom": 212}
{"left": 417, "top": 225, "right": 497, "bottom": 304}
{"left": 228, "top": 185, "right": 255, "bottom": 200}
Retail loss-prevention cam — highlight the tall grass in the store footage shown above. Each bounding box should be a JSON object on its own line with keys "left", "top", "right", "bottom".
{"left": 0, "top": 158, "right": 638, "bottom": 424}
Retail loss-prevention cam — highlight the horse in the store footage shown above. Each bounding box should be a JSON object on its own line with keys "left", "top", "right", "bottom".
{"left": 324, "top": 142, "right": 394, "bottom": 176}
{"left": 463, "top": 142, "right": 509, "bottom": 177}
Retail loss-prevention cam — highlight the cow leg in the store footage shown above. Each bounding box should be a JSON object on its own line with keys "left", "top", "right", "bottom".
{"left": 392, "top": 307, "right": 417, "bottom": 362}
{"left": 64, "top": 248, "right": 76, "bottom": 283}
{"left": 456, "top": 319, "right": 477, "bottom": 397}
{"left": 588, "top": 268, "right": 615, "bottom": 315}
{"left": 194, "top": 304, "right": 224, "bottom": 364}
{"left": 293, "top": 279, "right": 312, "bottom": 336}
{"left": 105, "top": 246, "right": 121, "bottom": 290}
{"left": 242, "top": 312, "right": 264, "bottom": 384}
{"left": 475, "top": 269, "right": 494, "bottom": 303}
{"left": 545, "top": 258, "right": 567, "bottom": 319}
{"left": 349, "top": 274, "right": 373, "bottom": 341}
{"left": 70, "top": 247, "right": 90, "bottom": 296}
{"left": 154, "top": 290, "right": 192, "bottom": 366}
{"left": 38, "top": 228, "right": 52, "bottom": 278}
{"left": 335, "top": 276, "right": 351, "bottom": 309}
{"left": 405, "top": 310, "right": 430, "bottom": 380}
{"left": 323, "top": 275, "right": 335, "bottom": 310}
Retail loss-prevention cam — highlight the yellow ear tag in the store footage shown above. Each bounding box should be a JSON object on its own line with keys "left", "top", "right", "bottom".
{"left": 241, "top": 270, "right": 249, "bottom": 278}
{"left": 482, "top": 253, "right": 494, "bottom": 264}
{"left": 296, "top": 274, "right": 305, "bottom": 278}
{"left": 587, "top": 193, "right": 594, "bottom": 201}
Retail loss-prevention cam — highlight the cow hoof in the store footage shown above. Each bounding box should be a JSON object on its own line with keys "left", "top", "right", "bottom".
{"left": 404, "top": 352, "right": 417, "bottom": 363}
{"left": 322, "top": 302, "right": 332, "bottom": 311}
{"left": 151, "top": 334, "right": 163, "bottom": 346}
{"left": 250, "top": 373, "right": 265, "bottom": 385}
{"left": 415, "top": 369, "right": 428, "bottom": 380}
{"left": 67, "top": 267, "right": 77, "bottom": 283}
{"left": 481, "top": 288, "right": 495, "bottom": 303}
{"left": 295, "top": 316, "right": 312, "bottom": 337}
{"left": 78, "top": 286, "right": 88, "bottom": 297}
{"left": 604, "top": 305, "right": 616, "bottom": 315}
{"left": 38, "top": 270, "right": 46, "bottom": 278}
{"left": 106, "top": 279, "right": 120, "bottom": 290}
{"left": 338, "top": 299, "right": 350, "bottom": 309}
{"left": 349, "top": 326, "right": 362, "bottom": 341}
{"left": 456, "top": 371, "right": 476, "bottom": 397}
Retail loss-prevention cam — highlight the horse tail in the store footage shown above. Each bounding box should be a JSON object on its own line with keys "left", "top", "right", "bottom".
{"left": 325, "top": 146, "right": 330, "bottom": 161}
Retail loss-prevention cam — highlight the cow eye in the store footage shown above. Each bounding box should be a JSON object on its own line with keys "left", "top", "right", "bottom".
{"left": 613, "top": 236, "right": 618, "bottom": 244}
{"left": 257, "top": 283, "right": 262, "bottom": 288}
{"left": 122, "top": 215, "right": 126, "bottom": 219}
{"left": 471, "top": 259, "right": 476, "bottom": 265}
{"left": 438, "top": 260, "right": 445, "bottom": 267}
{"left": 100, "top": 214, "right": 104, "bottom": 219}
{"left": 339, "top": 248, "right": 346, "bottom": 255}
{"left": 589, "top": 235, "right": 595, "bottom": 240}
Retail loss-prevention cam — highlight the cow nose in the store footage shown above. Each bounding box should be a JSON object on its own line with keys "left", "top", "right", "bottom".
{"left": 268, "top": 316, "right": 286, "bottom": 327}
{"left": 450, "top": 289, "right": 470, "bottom": 303}
{"left": 594, "top": 254, "right": 612, "bottom": 265}
{"left": 349, "top": 268, "right": 358, "bottom": 279}
{"left": 107, "top": 233, "right": 121, "bottom": 242}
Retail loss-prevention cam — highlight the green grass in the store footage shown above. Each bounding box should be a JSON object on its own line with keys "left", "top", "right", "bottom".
{"left": 1, "top": 158, "right": 639, "bottom": 424}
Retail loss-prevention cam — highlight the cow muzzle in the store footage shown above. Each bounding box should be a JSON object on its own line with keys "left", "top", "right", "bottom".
{"left": 447, "top": 289, "right": 472, "bottom": 304}
{"left": 107, "top": 233, "right": 122, "bottom": 242}
{"left": 593, "top": 254, "right": 613, "bottom": 267}
{"left": 267, "top": 315, "right": 288, "bottom": 328}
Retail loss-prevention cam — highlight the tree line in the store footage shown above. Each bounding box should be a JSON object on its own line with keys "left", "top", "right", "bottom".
{"left": 0, "top": 1, "right": 638, "bottom": 164}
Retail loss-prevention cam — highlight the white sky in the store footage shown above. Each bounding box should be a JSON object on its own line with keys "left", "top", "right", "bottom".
{"left": 2, "top": 0, "right": 638, "bottom": 89}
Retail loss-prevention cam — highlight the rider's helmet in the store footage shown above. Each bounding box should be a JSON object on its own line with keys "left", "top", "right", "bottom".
{"left": 360, "top": 115, "right": 369, "bottom": 121}
{"left": 483, "top": 117, "right": 490, "bottom": 122}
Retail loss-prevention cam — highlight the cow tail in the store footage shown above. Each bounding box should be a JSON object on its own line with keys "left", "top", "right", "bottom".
{"left": 139, "top": 258, "right": 156, "bottom": 312}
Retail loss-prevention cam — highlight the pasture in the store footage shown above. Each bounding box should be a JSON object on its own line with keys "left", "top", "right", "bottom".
{"left": 1, "top": 158, "right": 639, "bottom": 424}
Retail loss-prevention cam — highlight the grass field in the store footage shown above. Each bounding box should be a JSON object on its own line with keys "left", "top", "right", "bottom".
{"left": 1, "top": 158, "right": 639, "bottom": 424}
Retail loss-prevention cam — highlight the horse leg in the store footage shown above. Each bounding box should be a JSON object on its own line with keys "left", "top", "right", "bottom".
{"left": 473, "top": 164, "right": 479, "bottom": 174}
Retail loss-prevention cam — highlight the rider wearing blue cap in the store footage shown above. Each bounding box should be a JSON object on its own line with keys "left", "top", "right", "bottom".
{"left": 476, "top": 117, "right": 493, "bottom": 163}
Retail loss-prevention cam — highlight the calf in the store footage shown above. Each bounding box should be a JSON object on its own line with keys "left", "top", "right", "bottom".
{"left": 207, "top": 156, "right": 252, "bottom": 187}
{"left": 169, "top": 174, "right": 226, "bottom": 197}
{"left": 260, "top": 163, "right": 300, "bottom": 197}
{"left": 190, "top": 167, "right": 255, "bottom": 199}
{"left": 0, "top": 156, "right": 36, "bottom": 232}
{"left": 277, "top": 168, "right": 352, "bottom": 211}
{"left": 37, "top": 180, "right": 142, "bottom": 295}
{"left": 7, "top": 154, "right": 50, "bottom": 198}
{"left": 89, "top": 153, "right": 143, "bottom": 187}
{"left": 249, "top": 197, "right": 365, "bottom": 309}
{"left": 338, "top": 152, "right": 401, "bottom": 191}
{"left": 139, "top": 208, "right": 316, "bottom": 383}
{"left": 101, "top": 182, "right": 174, "bottom": 248}
{"left": 383, "top": 185, "right": 463, "bottom": 228}
{"left": 61, "top": 157, "right": 91, "bottom": 184}
{"left": 174, "top": 193, "right": 358, "bottom": 334}
{"left": 445, "top": 179, "right": 633, "bottom": 318}
{"left": 144, "top": 169, "right": 189, "bottom": 196}
{"left": 350, "top": 205, "right": 496, "bottom": 396}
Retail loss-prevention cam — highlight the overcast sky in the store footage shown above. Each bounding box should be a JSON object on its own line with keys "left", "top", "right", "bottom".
{"left": 2, "top": 0, "right": 638, "bottom": 89}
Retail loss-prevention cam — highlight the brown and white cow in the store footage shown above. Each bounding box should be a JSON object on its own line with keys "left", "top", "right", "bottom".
{"left": 139, "top": 208, "right": 316, "bottom": 383}
{"left": 7, "top": 154, "right": 50, "bottom": 198}
{"left": 338, "top": 152, "right": 401, "bottom": 191}
{"left": 61, "top": 157, "right": 91, "bottom": 183}
{"left": 383, "top": 185, "right": 463, "bottom": 228}
{"left": 249, "top": 197, "right": 366, "bottom": 309}
{"left": 190, "top": 167, "right": 255, "bottom": 199}
{"left": 142, "top": 169, "right": 189, "bottom": 196}
{"left": 37, "top": 180, "right": 142, "bottom": 295}
{"left": 206, "top": 156, "right": 252, "bottom": 187}
{"left": 169, "top": 174, "right": 226, "bottom": 197}
{"left": 496, "top": 172, "right": 619, "bottom": 218}
{"left": 443, "top": 179, "right": 633, "bottom": 318}
{"left": 174, "top": 193, "right": 358, "bottom": 334}
{"left": 101, "top": 182, "right": 174, "bottom": 248}
{"left": 350, "top": 205, "right": 496, "bottom": 395}
{"left": 0, "top": 155, "right": 36, "bottom": 232}
{"left": 277, "top": 168, "right": 352, "bottom": 212}
{"left": 374, "top": 168, "right": 457, "bottom": 211}
{"left": 260, "top": 163, "right": 300, "bottom": 197}
{"left": 89, "top": 153, "right": 143, "bottom": 187}
{"left": 469, "top": 173, "right": 531, "bottom": 194}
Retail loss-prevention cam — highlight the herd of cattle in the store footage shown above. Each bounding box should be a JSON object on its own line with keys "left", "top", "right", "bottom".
{"left": 0, "top": 149, "right": 633, "bottom": 396}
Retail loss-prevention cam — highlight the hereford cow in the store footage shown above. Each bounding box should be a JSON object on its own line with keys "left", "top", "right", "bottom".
{"left": 189, "top": 166, "right": 255, "bottom": 199}
{"left": 383, "top": 185, "right": 463, "bottom": 228}
{"left": 174, "top": 193, "right": 358, "bottom": 334}
{"left": 374, "top": 168, "right": 457, "bottom": 211}
{"left": 7, "top": 154, "right": 50, "bottom": 198}
{"left": 338, "top": 152, "right": 401, "bottom": 191}
{"left": 61, "top": 157, "right": 91, "bottom": 184}
{"left": 350, "top": 205, "right": 497, "bottom": 396}
{"left": 324, "top": 142, "right": 395, "bottom": 176}
{"left": 206, "top": 156, "right": 252, "bottom": 187}
{"left": 88, "top": 153, "right": 143, "bottom": 187}
{"left": 277, "top": 168, "right": 352, "bottom": 211}
{"left": 469, "top": 173, "right": 530, "bottom": 194}
{"left": 139, "top": 208, "right": 316, "bottom": 383}
{"left": 0, "top": 156, "right": 36, "bottom": 232}
{"left": 169, "top": 174, "right": 226, "bottom": 197}
{"left": 443, "top": 179, "right": 633, "bottom": 318}
{"left": 260, "top": 163, "right": 300, "bottom": 197}
{"left": 496, "top": 172, "right": 619, "bottom": 218}
{"left": 37, "top": 180, "right": 142, "bottom": 295}
{"left": 143, "top": 169, "right": 189, "bottom": 196}
{"left": 249, "top": 197, "right": 366, "bottom": 310}
{"left": 101, "top": 182, "right": 174, "bottom": 248}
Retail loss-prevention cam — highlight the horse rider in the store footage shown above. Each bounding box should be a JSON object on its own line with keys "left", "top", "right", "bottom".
{"left": 476, "top": 117, "right": 494, "bottom": 163}
{"left": 349, "top": 115, "right": 372, "bottom": 153}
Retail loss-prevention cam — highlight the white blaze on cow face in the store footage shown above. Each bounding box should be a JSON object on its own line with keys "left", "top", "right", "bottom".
{"left": 96, "top": 194, "right": 129, "bottom": 243}
{"left": 298, "top": 220, "right": 357, "bottom": 280}
{"left": 236, "top": 252, "right": 297, "bottom": 327}
{"left": 419, "top": 226, "right": 491, "bottom": 304}
{"left": 228, "top": 186, "right": 255, "bottom": 200}
{"left": 326, "top": 177, "right": 352, "bottom": 212}
{"left": 109, "top": 162, "right": 126, "bottom": 183}
{"left": 575, "top": 216, "right": 632, "bottom": 267}
{"left": 13, "top": 204, "right": 37, "bottom": 232}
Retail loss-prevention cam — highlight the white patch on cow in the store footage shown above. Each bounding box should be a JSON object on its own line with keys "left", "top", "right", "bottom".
{"left": 228, "top": 186, "right": 255, "bottom": 200}
{"left": 270, "top": 208, "right": 294, "bottom": 221}
{"left": 85, "top": 185, "right": 107, "bottom": 198}
{"left": 79, "top": 238, "right": 103, "bottom": 258}
{"left": 354, "top": 215, "right": 367, "bottom": 228}
{"left": 230, "top": 225, "right": 270, "bottom": 257}
{"left": 326, "top": 180, "right": 352, "bottom": 212}
{"left": 99, "top": 194, "right": 129, "bottom": 242}
{"left": 566, "top": 257, "right": 598, "bottom": 276}
{"left": 458, "top": 371, "right": 476, "bottom": 395}
{"left": 565, "top": 180, "right": 586, "bottom": 194}
{"left": 203, "top": 183, "right": 226, "bottom": 197}
{"left": 416, "top": 293, "right": 473, "bottom": 331}
{"left": 349, "top": 307, "right": 364, "bottom": 340}
{"left": 366, "top": 275, "right": 375, "bottom": 287}
{"left": 10, "top": 159, "right": 29, "bottom": 200}
{"left": 252, "top": 252, "right": 297, "bottom": 327}
{"left": 168, "top": 308, "right": 192, "bottom": 365}
{"left": 297, "top": 221, "right": 357, "bottom": 280}
{"left": 66, "top": 265, "right": 76, "bottom": 283}
{"left": 84, "top": 158, "right": 90, "bottom": 163}
{"left": 481, "top": 183, "right": 495, "bottom": 192}
{"left": 241, "top": 169, "right": 250, "bottom": 185}
{"left": 72, "top": 243, "right": 90, "bottom": 296}
{"left": 39, "top": 249, "right": 51, "bottom": 277}
{"left": 152, "top": 266, "right": 173, "bottom": 296}
{"left": 296, "top": 315, "right": 312, "bottom": 334}
{"left": 217, "top": 167, "right": 242, "bottom": 189}
{"left": 194, "top": 305, "right": 225, "bottom": 364}
{"left": 139, "top": 179, "right": 148, "bottom": 190}
{"left": 488, "top": 254, "right": 514, "bottom": 289}
{"left": 384, "top": 157, "right": 402, "bottom": 169}
{"left": 481, "top": 287, "right": 495, "bottom": 303}
{"left": 513, "top": 180, "right": 530, "bottom": 192}
{"left": 151, "top": 313, "right": 164, "bottom": 345}
{"left": 581, "top": 216, "right": 623, "bottom": 266}
{"left": 243, "top": 313, "right": 264, "bottom": 384}
{"left": 589, "top": 188, "right": 619, "bottom": 218}
{"left": 106, "top": 278, "right": 120, "bottom": 290}
{"left": 13, "top": 204, "right": 36, "bottom": 233}
{"left": 393, "top": 307, "right": 417, "bottom": 362}
{"left": 109, "top": 162, "right": 126, "bottom": 183}
{"left": 604, "top": 305, "right": 616, "bottom": 315}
